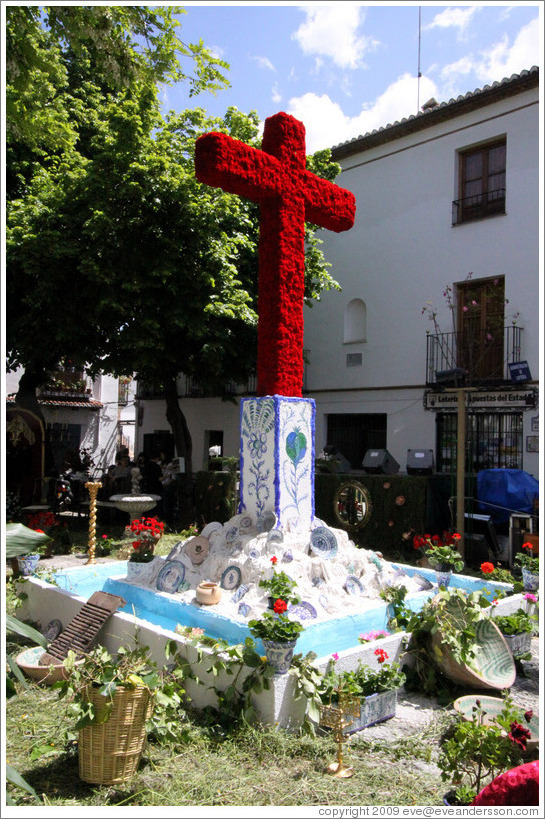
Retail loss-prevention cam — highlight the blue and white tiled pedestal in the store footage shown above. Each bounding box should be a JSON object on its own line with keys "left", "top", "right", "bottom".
{"left": 239, "top": 395, "right": 315, "bottom": 532}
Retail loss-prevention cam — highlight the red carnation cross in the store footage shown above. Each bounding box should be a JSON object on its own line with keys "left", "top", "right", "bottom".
{"left": 195, "top": 112, "right": 356, "bottom": 397}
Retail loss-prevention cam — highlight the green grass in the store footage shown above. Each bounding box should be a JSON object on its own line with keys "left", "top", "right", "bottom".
{"left": 5, "top": 681, "right": 447, "bottom": 807}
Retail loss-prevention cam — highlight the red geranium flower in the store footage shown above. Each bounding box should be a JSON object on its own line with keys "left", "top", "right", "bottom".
{"left": 273, "top": 598, "right": 287, "bottom": 614}
{"left": 481, "top": 562, "right": 495, "bottom": 574}
{"left": 270, "top": 556, "right": 278, "bottom": 565}
{"left": 374, "top": 647, "right": 388, "bottom": 663}
{"left": 508, "top": 721, "right": 531, "bottom": 749}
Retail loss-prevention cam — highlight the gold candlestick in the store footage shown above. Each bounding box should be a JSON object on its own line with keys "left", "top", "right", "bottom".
{"left": 319, "top": 691, "right": 360, "bottom": 778}
{"left": 85, "top": 481, "right": 102, "bottom": 565}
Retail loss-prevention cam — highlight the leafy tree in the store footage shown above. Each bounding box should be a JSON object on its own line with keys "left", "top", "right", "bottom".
{"left": 6, "top": 8, "right": 342, "bottom": 523}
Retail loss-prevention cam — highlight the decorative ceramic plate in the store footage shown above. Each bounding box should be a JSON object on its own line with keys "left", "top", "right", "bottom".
{"left": 42, "top": 619, "right": 62, "bottom": 642}
{"left": 201, "top": 522, "right": 223, "bottom": 538}
{"left": 166, "top": 541, "right": 184, "bottom": 561}
{"left": 312, "top": 576, "right": 325, "bottom": 587}
{"left": 282, "top": 548, "right": 293, "bottom": 562}
{"left": 289, "top": 600, "right": 317, "bottom": 620}
{"left": 185, "top": 536, "right": 210, "bottom": 565}
{"left": 225, "top": 525, "right": 239, "bottom": 543}
{"left": 156, "top": 560, "right": 185, "bottom": 594}
{"left": 248, "top": 547, "right": 259, "bottom": 560}
{"left": 310, "top": 526, "right": 338, "bottom": 559}
{"left": 231, "top": 583, "right": 248, "bottom": 603}
{"left": 319, "top": 593, "right": 331, "bottom": 612}
{"left": 239, "top": 515, "right": 254, "bottom": 532}
{"left": 267, "top": 528, "right": 284, "bottom": 544}
{"left": 220, "top": 565, "right": 242, "bottom": 591}
{"left": 345, "top": 575, "right": 364, "bottom": 595}
{"left": 238, "top": 602, "right": 251, "bottom": 617}
{"left": 412, "top": 572, "right": 434, "bottom": 591}
{"left": 257, "top": 511, "right": 277, "bottom": 533}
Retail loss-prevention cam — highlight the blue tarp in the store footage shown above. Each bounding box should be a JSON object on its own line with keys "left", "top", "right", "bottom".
{"left": 477, "top": 468, "right": 539, "bottom": 524}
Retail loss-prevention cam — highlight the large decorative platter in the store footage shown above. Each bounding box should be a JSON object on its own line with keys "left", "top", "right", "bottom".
{"left": 156, "top": 560, "right": 185, "bottom": 594}
{"left": 220, "top": 565, "right": 242, "bottom": 591}
{"left": 345, "top": 575, "right": 364, "bottom": 596}
{"left": 309, "top": 526, "right": 338, "bottom": 559}
{"left": 289, "top": 600, "right": 317, "bottom": 621}
{"left": 185, "top": 536, "right": 210, "bottom": 565}
{"left": 201, "top": 521, "right": 223, "bottom": 538}
{"left": 257, "top": 511, "right": 277, "bottom": 533}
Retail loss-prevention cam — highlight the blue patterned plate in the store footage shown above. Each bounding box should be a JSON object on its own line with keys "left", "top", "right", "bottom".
{"left": 310, "top": 526, "right": 338, "bottom": 559}
{"left": 225, "top": 525, "right": 239, "bottom": 543}
{"left": 156, "top": 560, "right": 185, "bottom": 594}
{"left": 288, "top": 600, "right": 317, "bottom": 620}
{"left": 248, "top": 547, "right": 259, "bottom": 560}
{"left": 239, "top": 515, "right": 254, "bottom": 532}
{"left": 238, "top": 602, "right": 251, "bottom": 617}
{"left": 257, "top": 511, "right": 277, "bottom": 533}
{"left": 345, "top": 575, "right": 364, "bottom": 596}
{"left": 220, "top": 565, "right": 242, "bottom": 590}
{"left": 267, "top": 528, "right": 284, "bottom": 544}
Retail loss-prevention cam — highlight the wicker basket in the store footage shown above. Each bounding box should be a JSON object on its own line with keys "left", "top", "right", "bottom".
{"left": 78, "top": 685, "right": 153, "bottom": 785}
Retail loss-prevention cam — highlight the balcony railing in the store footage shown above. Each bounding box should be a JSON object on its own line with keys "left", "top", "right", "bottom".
{"left": 426, "top": 325, "right": 523, "bottom": 386}
{"left": 452, "top": 189, "right": 506, "bottom": 225}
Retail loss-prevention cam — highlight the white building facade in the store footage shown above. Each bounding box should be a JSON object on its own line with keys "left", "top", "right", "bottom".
{"left": 137, "top": 68, "right": 540, "bottom": 485}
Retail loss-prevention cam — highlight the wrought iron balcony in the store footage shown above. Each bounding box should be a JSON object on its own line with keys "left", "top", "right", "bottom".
{"left": 426, "top": 325, "right": 523, "bottom": 386}
{"left": 452, "top": 189, "right": 506, "bottom": 225}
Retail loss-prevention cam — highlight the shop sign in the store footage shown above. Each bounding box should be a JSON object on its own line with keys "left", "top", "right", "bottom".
{"left": 424, "top": 388, "right": 538, "bottom": 411}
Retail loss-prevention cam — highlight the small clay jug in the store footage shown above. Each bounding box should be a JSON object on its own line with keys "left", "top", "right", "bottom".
{"left": 196, "top": 581, "right": 222, "bottom": 605}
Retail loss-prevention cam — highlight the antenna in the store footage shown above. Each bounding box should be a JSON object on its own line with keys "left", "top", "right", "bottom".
{"left": 417, "top": 6, "right": 422, "bottom": 113}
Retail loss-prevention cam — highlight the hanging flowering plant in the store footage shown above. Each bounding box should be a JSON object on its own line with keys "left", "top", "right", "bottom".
{"left": 126, "top": 516, "right": 164, "bottom": 563}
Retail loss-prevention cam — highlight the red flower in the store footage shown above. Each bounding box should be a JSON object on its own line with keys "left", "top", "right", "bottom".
{"left": 374, "top": 647, "right": 388, "bottom": 663}
{"left": 132, "top": 541, "right": 141, "bottom": 550}
{"left": 273, "top": 598, "right": 287, "bottom": 614}
{"left": 481, "top": 562, "right": 495, "bottom": 574}
{"left": 524, "top": 710, "right": 534, "bottom": 723}
{"left": 270, "top": 556, "right": 278, "bottom": 565}
{"left": 33, "top": 528, "right": 45, "bottom": 534}
{"left": 508, "top": 721, "right": 531, "bottom": 749}
{"left": 522, "top": 542, "right": 534, "bottom": 552}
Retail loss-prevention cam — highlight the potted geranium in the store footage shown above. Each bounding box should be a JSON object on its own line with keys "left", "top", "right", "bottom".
{"left": 514, "top": 543, "right": 539, "bottom": 591}
{"left": 248, "top": 598, "right": 304, "bottom": 674}
{"left": 126, "top": 516, "right": 164, "bottom": 563}
{"left": 439, "top": 697, "right": 533, "bottom": 805}
{"left": 258, "top": 556, "right": 301, "bottom": 607}
{"left": 423, "top": 532, "right": 464, "bottom": 586}
{"left": 320, "top": 647, "right": 406, "bottom": 733}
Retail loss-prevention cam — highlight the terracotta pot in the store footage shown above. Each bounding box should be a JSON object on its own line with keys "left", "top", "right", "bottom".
{"left": 196, "top": 581, "right": 222, "bottom": 605}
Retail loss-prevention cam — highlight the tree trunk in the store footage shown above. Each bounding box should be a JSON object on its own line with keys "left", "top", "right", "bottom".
{"left": 15, "top": 366, "right": 55, "bottom": 476}
{"left": 163, "top": 376, "right": 195, "bottom": 527}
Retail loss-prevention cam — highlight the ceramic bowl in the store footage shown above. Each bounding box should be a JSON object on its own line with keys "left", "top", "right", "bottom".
{"left": 15, "top": 646, "right": 83, "bottom": 685}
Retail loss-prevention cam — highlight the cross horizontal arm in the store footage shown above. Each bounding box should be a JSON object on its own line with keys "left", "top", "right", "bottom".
{"left": 303, "top": 171, "right": 356, "bottom": 232}
{"left": 195, "top": 132, "right": 282, "bottom": 202}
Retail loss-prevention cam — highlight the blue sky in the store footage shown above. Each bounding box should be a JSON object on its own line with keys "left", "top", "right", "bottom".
{"left": 163, "top": 2, "right": 542, "bottom": 152}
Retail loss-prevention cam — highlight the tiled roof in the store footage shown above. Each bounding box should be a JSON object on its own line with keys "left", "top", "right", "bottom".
{"left": 332, "top": 67, "right": 539, "bottom": 159}
{"left": 6, "top": 394, "right": 103, "bottom": 409}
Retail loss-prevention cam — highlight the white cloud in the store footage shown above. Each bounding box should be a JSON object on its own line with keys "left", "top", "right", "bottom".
{"left": 425, "top": 6, "right": 478, "bottom": 36}
{"left": 288, "top": 74, "right": 437, "bottom": 153}
{"left": 292, "top": 5, "right": 378, "bottom": 70}
{"left": 271, "top": 83, "right": 282, "bottom": 104}
{"left": 474, "top": 17, "right": 540, "bottom": 82}
{"left": 251, "top": 55, "right": 276, "bottom": 72}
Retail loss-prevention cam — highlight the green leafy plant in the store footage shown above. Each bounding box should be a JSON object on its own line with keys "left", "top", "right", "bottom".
{"left": 321, "top": 648, "right": 406, "bottom": 705}
{"left": 492, "top": 607, "right": 537, "bottom": 636}
{"left": 258, "top": 557, "right": 301, "bottom": 605}
{"left": 55, "top": 641, "right": 187, "bottom": 743}
{"left": 438, "top": 697, "right": 532, "bottom": 804}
